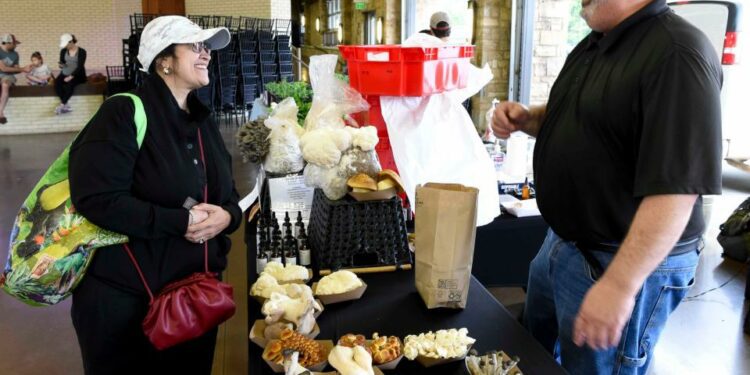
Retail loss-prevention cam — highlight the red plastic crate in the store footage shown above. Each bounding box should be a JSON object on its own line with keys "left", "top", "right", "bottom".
{"left": 339, "top": 45, "right": 474, "bottom": 97}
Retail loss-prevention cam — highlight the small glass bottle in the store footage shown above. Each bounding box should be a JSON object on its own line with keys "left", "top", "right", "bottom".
{"left": 256, "top": 215, "right": 266, "bottom": 248}
{"left": 257, "top": 229, "right": 267, "bottom": 253}
{"left": 256, "top": 250, "right": 268, "bottom": 274}
{"left": 294, "top": 211, "right": 304, "bottom": 237}
{"left": 270, "top": 241, "right": 283, "bottom": 264}
{"left": 260, "top": 239, "right": 272, "bottom": 262}
{"left": 521, "top": 177, "right": 530, "bottom": 200}
{"left": 297, "top": 226, "right": 311, "bottom": 266}
{"left": 272, "top": 224, "right": 282, "bottom": 246}
{"left": 282, "top": 227, "right": 293, "bottom": 263}
{"left": 284, "top": 243, "right": 298, "bottom": 266}
{"left": 282, "top": 211, "right": 292, "bottom": 234}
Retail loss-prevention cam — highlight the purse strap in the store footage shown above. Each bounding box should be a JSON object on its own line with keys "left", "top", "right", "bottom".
{"left": 123, "top": 128, "right": 210, "bottom": 303}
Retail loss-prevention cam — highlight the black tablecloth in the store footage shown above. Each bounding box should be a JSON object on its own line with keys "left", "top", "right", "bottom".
{"left": 248, "top": 270, "right": 565, "bottom": 375}
{"left": 472, "top": 214, "right": 549, "bottom": 287}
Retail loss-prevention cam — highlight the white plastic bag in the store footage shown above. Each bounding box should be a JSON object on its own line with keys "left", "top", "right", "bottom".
{"left": 380, "top": 63, "right": 500, "bottom": 226}
{"left": 250, "top": 97, "right": 270, "bottom": 121}
{"left": 263, "top": 98, "right": 305, "bottom": 174}
{"left": 304, "top": 55, "right": 369, "bottom": 131}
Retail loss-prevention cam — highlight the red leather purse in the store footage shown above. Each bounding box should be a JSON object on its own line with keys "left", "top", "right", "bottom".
{"left": 123, "top": 129, "right": 236, "bottom": 350}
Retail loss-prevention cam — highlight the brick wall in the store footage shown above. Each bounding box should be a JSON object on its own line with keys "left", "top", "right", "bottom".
{"left": 2, "top": 0, "right": 139, "bottom": 73}
{"left": 301, "top": 0, "right": 401, "bottom": 73}
{"left": 531, "top": 0, "right": 574, "bottom": 105}
{"left": 471, "top": 0, "right": 513, "bottom": 130}
{"left": 0, "top": 95, "right": 103, "bottom": 135}
{"left": 271, "top": 0, "right": 292, "bottom": 20}
{"left": 185, "top": 0, "right": 272, "bottom": 18}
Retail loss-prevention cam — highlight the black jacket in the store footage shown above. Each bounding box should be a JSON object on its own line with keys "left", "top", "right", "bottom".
{"left": 58, "top": 47, "right": 87, "bottom": 83}
{"left": 69, "top": 73, "right": 242, "bottom": 295}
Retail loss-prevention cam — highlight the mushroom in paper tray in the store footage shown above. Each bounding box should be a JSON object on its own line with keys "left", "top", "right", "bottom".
{"left": 262, "top": 287, "right": 319, "bottom": 335}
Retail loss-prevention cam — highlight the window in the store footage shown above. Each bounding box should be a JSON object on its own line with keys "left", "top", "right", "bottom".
{"left": 403, "top": 0, "right": 474, "bottom": 44}
{"left": 324, "top": 0, "right": 342, "bottom": 46}
{"left": 364, "top": 12, "right": 377, "bottom": 45}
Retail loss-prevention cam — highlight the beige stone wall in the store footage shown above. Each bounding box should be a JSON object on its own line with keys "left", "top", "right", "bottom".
{"left": 271, "top": 0, "right": 292, "bottom": 19}
{"left": 300, "top": 0, "right": 401, "bottom": 72}
{"left": 0, "top": 95, "right": 103, "bottom": 135}
{"left": 2, "top": 0, "right": 139, "bottom": 72}
{"left": 471, "top": 0, "right": 512, "bottom": 129}
{"left": 531, "top": 0, "right": 574, "bottom": 105}
{"left": 185, "top": 0, "right": 271, "bottom": 18}
{"left": 344, "top": 0, "right": 400, "bottom": 46}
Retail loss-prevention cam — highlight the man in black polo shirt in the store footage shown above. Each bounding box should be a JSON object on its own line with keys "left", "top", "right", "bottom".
{"left": 492, "top": 0, "right": 721, "bottom": 373}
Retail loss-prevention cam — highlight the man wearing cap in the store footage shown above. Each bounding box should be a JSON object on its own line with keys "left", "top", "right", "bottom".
{"left": 430, "top": 12, "right": 451, "bottom": 42}
{"left": 0, "top": 34, "right": 31, "bottom": 124}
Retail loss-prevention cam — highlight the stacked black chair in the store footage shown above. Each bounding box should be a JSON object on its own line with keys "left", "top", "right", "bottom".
{"left": 187, "top": 15, "right": 205, "bottom": 27}
{"left": 256, "top": 19, "right": 278, "bottom": 91}
{"left": 215, "top": 43, "right": 239, "bottom": 122}
{"left": 242, "top": 23, "right": 261, "bottom": 110}
{"left": 105, "top": 65, "right": 130, "bottom": 97}
{"left": 129, "top": 13, "right": 157, "bottom": 35}
{"left": 275, "top": 20, "right": 294, "bottom": 82}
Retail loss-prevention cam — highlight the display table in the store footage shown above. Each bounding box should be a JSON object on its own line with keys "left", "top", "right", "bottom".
{"left": 248, "top": 270, "right": 565, "bottom": 374}
{"left": 472, "top": 214, "right": 549, "bottom": 288}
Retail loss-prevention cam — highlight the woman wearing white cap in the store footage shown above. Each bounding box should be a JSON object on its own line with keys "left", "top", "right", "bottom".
{"left": 54, "top": 33, "right": 87, "bottom": 114}
{"left": 68, "top": 16, "right": 240, "bottom": 374}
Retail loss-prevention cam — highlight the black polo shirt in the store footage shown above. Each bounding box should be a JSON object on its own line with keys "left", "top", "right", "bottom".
{"left": 534, "top": 0, "right": 723, "bottom": 251}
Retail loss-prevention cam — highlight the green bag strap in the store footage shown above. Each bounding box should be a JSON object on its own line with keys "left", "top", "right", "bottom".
{"left": 111, "top": 93, "right": 147, "bottom": 148}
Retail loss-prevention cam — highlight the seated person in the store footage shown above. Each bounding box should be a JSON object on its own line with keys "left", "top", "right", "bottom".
{"left": 0, "top": 33, "right": 31, "bottom": 124}
{"left": 26, "top": 51, "right": 51, "bottom": 86}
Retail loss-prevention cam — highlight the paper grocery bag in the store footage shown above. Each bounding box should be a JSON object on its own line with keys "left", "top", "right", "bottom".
{"left": 415, "top": 183, "right": 479, "bottom": 309}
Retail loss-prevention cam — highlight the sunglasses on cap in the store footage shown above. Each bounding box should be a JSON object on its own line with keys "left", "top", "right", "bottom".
{"left": 187, "top": 41, "right": 211, "bottom": 54}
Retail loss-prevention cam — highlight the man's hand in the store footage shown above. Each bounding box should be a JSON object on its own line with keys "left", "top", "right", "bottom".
{"left": 22, "top": 65, "right": 32, "bottom": 73}
{"left": 571, "top": 195, "right": 698, "bottom": 350}
{"left": 185, "top": 204, "right": 231, "bottom": 243}
{"left": 64, "top": 76, "right": 73, "bottom": 83}
{"left": 573, "top": 277, "right": 636, "bottom": 350}
{"left": 491, "top": 102, "right": 546, "bottom": 138}
{"left": 492, "top": 101, "right": 531, "bottom": 139}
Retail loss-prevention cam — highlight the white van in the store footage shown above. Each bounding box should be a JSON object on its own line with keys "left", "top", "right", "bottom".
{"left": 669, "top": 0, "right": 750, "bottom": 169}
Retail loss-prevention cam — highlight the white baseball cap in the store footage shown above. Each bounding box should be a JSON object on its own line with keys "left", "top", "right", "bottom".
{"left": 137, "top": 15, "right": 231, "bottom": 73}
{"left": 59, "top": 33, "right": 74, "bottom": 48}
{"left": 430, "top": 12, "right": 451, "bottom": 30}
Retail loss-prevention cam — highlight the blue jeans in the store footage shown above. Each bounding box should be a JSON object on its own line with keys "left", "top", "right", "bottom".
{"left": 524, "top": 230, "right": 699, "bottom": 375}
